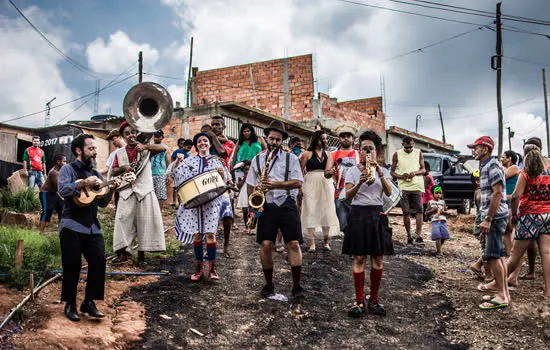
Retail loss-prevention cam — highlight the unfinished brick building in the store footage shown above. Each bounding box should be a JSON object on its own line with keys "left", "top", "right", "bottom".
{"left": 190, "top": 54, "right": 385, "bottom": 135}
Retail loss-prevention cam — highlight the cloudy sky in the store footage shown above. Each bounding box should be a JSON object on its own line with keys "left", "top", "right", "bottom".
{"left": 1, "top": 0, "right": 549, "bottom": 153}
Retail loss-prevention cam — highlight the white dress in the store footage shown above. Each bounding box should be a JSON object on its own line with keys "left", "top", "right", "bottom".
{"left": 171, "top": 155, "right": 225, "bottom": 244}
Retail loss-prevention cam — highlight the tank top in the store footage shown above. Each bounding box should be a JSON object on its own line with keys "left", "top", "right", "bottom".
{"left": 396, "top": 149, "right": 425, "bottom": 192}
{"left": 518, "top": 170, "right": 550, "bottom": 216}
{"left": 506, "top": 174, "right": 518, "bottom": 195}
{"left": 237, "top": 141, "right": 262, "bottom": 162}
{"left": 306, "top": 151, "right": 328, "bottom": 172}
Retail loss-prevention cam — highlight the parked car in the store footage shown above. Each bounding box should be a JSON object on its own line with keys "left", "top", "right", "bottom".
{"left": 423, "top": 153, "right": 477, "bottom": 214}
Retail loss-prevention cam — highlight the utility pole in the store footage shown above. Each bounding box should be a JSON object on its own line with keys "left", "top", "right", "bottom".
{"left": 415, "top": 115, "right": 421, "bottom": 133}
{"left": 44, "top": 97, "right": 56, "bottom": 127}
{"left": 543, "top": 68, "right": 550, "bottom": 154}
{"left": 138, "top": 51, "right": 143, "bottom": 83}
{"left": 506, "top": 126, "right": 514, "bottom": 150}
{"left": 495, "top": 2, "right": 504, "bottom": 156}
{"left": 186, "top": 37, "right": 194, "bottom": 107}
{"left": 438, "top": 104, "right": 446, "bottom": 144}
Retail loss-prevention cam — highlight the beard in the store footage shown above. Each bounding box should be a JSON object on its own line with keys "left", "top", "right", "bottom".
{"left": 267, "top": 143, "right": 280, "bottom": 152}
{"left": 82, "top": 155, "right": 96, "bottom": 168}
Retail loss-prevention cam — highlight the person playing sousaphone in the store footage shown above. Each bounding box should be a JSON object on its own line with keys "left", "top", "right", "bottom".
{"left": 170, "top": 132, "right": 227, "bottom": 281}
{"left": 111, "top": 121, "right": 166, "bottom": 265}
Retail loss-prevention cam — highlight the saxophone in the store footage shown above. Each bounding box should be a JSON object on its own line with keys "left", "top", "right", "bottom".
{"left": 363, "top": 149, "right": 376, "bottom": 183}
{"left": 247, "top": 148, "right": 277, "bottom": 228}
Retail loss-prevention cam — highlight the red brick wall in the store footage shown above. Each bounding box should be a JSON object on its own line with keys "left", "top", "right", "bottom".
{"left": 191, "top": 55, "right": 315, "bottom": 121}
{"left": 339, "top": 97, "right": 383, "bottom": 116}
{"left": 318, "top": 93, "right": 385, "bottom": 135}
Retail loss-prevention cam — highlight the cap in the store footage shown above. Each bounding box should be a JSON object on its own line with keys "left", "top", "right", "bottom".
{"left": 119, "top": 121, "right": 130, "bottom": 135}
{"left": 106, "top": 129, "right": 120, "bottom": 141}
{"left": 467, "top": 136, "right": 494, "bottom": 150}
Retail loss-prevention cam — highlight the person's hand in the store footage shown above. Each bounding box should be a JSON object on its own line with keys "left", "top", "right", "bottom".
{"left": 111, "top": 177, "right": 122, "bottom": 189}
{"left": 85, "top": 176, "right": 101, "bottom": 187}
{"left": 261, "top": 179, "right": 274, "bottom": 190}
{"left": 479, "top": 220, "right": 491, "bottom": 234}
{"left": 23, "top": 169, "right": 28, "bottom": 177}
{"left": 359, "top": 173, "right": 368, "bottom": 184}
{"left": 325, "top": 168, "right": 336, "bottom": 177}
{"left": 135, "top": 143, "right": 146, "bottom": 153}
{"left": 121, "top": 165, "right": 132, "bottom": 173}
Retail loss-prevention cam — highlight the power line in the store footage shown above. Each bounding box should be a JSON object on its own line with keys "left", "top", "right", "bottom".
{"left": 8, "top": 0, "right": 120, "bottom": 80}
{"left": 1, "top": 73, "right": 137, "bottom": 124}
{"left": 503, "top": 56, "right": 550, "bottom": 68}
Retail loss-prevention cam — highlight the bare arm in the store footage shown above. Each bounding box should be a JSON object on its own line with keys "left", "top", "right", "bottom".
{"left": 380, "top": 172, "right": 392, "bottom": 196}
{"left": 143, "top": 143, "right": 167, "bottom": 157}
{"left": 209, "top": 132, "right": 227, "bottom": 156}
{"left": 247, "top": 183, "right": 254, "bottom": 197}
{"left": 230, "top": 142, "right": 240, "bottom": 170}
{"left": 259, "top": 136, "right": 267, "bottom": 151}
{"left": 270, "top": 179, "right": 302, "bottom": 190}
{"left": 164, "top": 149, "right": 171, "bottom": 170}
{"left": 390, "top": 152, "right": 402, "bottom": 179}
{"left": 345, "top": 181, "right": 362, "bottom": 201}
{"left": 510, "top": 174, "right": 526, "bottom": 215}
{"left": 299, "top": 151, "right": 310, "bottom": 172}
{"left": 324, "top": 151, "right": 335, "bottom": 178}
{"left": 111, "top": 165, "right": 130, "bottom": 177}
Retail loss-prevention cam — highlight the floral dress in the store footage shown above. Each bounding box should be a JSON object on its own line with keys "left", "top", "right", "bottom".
{"left": 171, "top": 155, "right": 226, "bottom": 244}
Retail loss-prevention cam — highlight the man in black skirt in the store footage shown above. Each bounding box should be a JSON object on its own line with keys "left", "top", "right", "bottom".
{"left": 343, "top": 130, "right": 394, "bottom": 317}
{"left": 246, "top": 121, "right": 305, "bottom": 299}
{"left": 57, "top": 134, "right": 120, "bottom": 321}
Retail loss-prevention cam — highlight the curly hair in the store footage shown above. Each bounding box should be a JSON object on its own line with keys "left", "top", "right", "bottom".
{"left": 237, "top": 123, "right": 259, "bottom": 146}
{"left": 307, "top": 130, "right": 326, "bottom": 151}
{"left": 524, "top": 149, "right": 546, "bottom": 178}
{"left": 359, "top": 130, "right": 383, "bottom": 152}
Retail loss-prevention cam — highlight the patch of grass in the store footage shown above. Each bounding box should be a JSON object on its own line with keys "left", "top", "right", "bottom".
{"left": 0, "top": 188, "right": 41, "bottom": 213}
{"left": 0, "top": 225, "right": 61, "bottom": 289}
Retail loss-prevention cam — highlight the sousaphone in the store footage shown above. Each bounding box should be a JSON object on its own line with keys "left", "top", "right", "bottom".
{"left": 109, "top": 82, "right": 174, "bottom": 188}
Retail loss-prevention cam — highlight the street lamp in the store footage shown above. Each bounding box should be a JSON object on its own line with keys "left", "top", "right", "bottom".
{"left": 45, "top": 97, "right": 56, "bottom": 127}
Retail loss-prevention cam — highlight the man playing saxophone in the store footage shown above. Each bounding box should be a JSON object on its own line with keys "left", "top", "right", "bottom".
{"left": 246, "top": 121, "right": 304, "bottom": 300}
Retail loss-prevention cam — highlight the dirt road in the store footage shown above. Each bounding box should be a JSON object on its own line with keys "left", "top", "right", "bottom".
{"left": 128, "top": 220, "right": 466, "bottom": 349}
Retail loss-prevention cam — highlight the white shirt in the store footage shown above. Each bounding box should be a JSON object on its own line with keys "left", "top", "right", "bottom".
{"left": 345, "top": 166, "right": 392, "bottom": 206}
{"left": 106, "top": 147, "right": 124, "bottom": 168}
{"left": 246, "top": 150, "right": 303, "bottom": 206}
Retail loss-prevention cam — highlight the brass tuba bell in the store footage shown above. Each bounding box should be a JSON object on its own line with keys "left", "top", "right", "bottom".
{"left": 122, "top": 82, "right": 174, "bottom": 143}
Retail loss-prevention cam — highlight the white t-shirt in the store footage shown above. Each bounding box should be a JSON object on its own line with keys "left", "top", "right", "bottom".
{"left": 345, "top": 166, "right": 392, "bottom": 206}
{"left": 429, "top": 199, "right": 446, "bottom": 222}
{"left": 106, "top": 147, "right": 124, "bottom": 167}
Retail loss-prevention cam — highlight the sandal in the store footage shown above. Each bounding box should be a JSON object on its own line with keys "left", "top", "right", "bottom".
{"left": 470, "top": 266, "right": 485, "bottom": 280}
{"left": 479, "top": 299, "right": 508, "bottom": 310}
{"left": 481, "top": 295, "right": 495, "bottom": 302}
{"left": 519, "top": 274, "right": 535, "bottom": 280}
{"left": 477, "top": 283, "right": 498, "bottom": 293}
{"left": 307, "top": 247, "right": 316, "bottom": 254}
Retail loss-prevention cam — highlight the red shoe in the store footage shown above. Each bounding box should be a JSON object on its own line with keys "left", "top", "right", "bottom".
{"left": 191, "top": 262, "right": 204, "bottom": 281}
{"left": 208, "top": 261, "right": 219, "bottom": 280}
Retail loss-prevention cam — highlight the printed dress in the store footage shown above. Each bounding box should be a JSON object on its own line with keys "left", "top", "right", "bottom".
{"left": 171, "top": 155, "right": 225, "bottom": 244}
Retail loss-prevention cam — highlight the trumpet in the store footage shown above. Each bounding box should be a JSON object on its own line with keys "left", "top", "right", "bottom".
{"left": 247, "top": 148, "right": 277, "bottom": 228}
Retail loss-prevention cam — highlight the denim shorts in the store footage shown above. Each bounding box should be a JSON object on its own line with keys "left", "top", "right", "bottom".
{"left": 28, "top": 170, "right": 45, "bottom": 189}
{"left": 431, "top": 220, "right": 450, "bottom": 240}
{"left": 482, "top": 217, "right": 508, "bottom": 261}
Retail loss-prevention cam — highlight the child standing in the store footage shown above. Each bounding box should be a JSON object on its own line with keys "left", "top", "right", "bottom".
{"left": 426, "top": 186, "right": 450, "bottom": 256}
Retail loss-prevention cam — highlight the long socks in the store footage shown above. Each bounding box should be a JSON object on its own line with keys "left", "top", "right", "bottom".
{"left": 370, "top": 268, "right": 383, "bottom": 304}
{"left": 291, "top": 266, "right": 302, "bottom": 289}
{"left": 206, "top": 242, "right": 217, "bottom": 261}
{"left": 193, "top": 240, "right": 203, "bottom": 262}
{"left": 353, "top": 271, "right": 365, "bottom": 303}
{"left": 263, "top": 268, "right": 273, "bottom": 287}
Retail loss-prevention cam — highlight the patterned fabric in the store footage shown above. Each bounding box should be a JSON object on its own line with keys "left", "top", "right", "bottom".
{"left": 479, "top": 157, "right": 508, "bottom": 219}
{"left": 428, "top": 199, "right": 446, "bottom": 222}
{"left": 516, "top": 213, "right": 550, "bottom": 240}
{"left": 151, "top": 144, "right": 167, "bottom": 175}
{"left": 219, "top": 193, "right": 234, "bottom": 219}
{"left": 172, "top": 155, "right": 226, "bottom": 243}
{"left": 152, "top": 174, "right": 167, "bottom": 200}
{"left": 332, "top": 149, "right": 361, "bottom": 199}
{"left": 518, "top": 171, "right": 550, "bottom": 216}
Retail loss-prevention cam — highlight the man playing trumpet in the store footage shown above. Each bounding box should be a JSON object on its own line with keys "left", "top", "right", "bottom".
{"left": 246, "top": 121, "right": 305, "bottom": 300}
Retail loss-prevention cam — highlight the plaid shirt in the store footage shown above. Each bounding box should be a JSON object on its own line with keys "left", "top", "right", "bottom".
{"left": 479, "top": 156, "right": 508, "bottom": 219}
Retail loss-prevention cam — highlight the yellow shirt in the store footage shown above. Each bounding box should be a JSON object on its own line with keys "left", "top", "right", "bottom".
{"left": 396, "top": 149, "right": 425, "bottom": 192}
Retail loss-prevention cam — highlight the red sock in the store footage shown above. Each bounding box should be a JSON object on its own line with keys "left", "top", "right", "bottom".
{"left": 370, "top": 268, "right": 383, "bottom": 304}
{"left": 353, "top": 271, "right": 365, "bottom": 303}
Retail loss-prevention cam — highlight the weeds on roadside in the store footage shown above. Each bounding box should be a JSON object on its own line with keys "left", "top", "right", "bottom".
{"left": 0, "top": 188, "right": 41, "bottom": 213}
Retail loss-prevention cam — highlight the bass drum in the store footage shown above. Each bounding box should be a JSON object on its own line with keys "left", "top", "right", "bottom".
{"left": 177, "top": 170, "right": 228, "bottom": 209}
{"left": 382, "top": 181, "right": 402, "bottom": 214}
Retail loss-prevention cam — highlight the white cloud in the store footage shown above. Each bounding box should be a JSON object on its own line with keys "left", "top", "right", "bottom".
{"left": 166, "top": 84, "right": 187, "bottom": 107}
{"left": 0, "top": 6, "right": 90, "bottom": 127}
{"left": 86, "top": 31, "right": 160, "bottom": 75}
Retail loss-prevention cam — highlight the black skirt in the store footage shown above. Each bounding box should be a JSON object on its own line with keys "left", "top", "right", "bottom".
{"left": 342, "top": 205, "right": 394, "bottom": 256}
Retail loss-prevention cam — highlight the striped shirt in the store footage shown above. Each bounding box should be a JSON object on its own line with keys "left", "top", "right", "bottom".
{"left": 479, "top": 156, "right": 508, "bottom": 219}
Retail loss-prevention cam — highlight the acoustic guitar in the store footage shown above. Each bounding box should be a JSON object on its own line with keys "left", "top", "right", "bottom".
{"left": 73, "top": 173, "right": 136, "bottom": 207}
